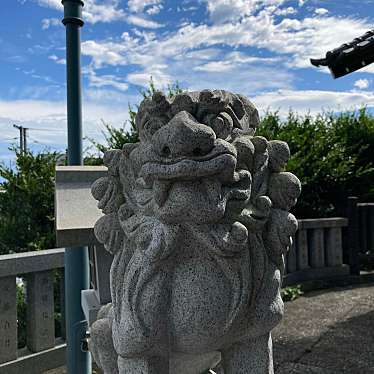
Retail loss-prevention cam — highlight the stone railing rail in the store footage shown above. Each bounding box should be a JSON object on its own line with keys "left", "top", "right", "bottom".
{"left": 284, "top": 217, "right": 350, "bottom": 286}
{"left": 0, "top": 248, "right": 65, "bottom": 374}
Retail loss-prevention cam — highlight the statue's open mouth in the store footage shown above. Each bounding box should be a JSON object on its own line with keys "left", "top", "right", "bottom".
{"left": 136, "top": 141, "right": 251, "bottom": 216}
{"left": 139, "top": 140, "right": 237, "bottom": 183}
{"left": 140, "top": 152, "right": 236, "bottom": 184}
{"left": 139, "top": 151, "right": 236, "bottom": 210}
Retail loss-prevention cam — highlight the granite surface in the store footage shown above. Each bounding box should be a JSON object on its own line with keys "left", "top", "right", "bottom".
{"left": 89, "top": 90, "right": 301, "bottom": 373}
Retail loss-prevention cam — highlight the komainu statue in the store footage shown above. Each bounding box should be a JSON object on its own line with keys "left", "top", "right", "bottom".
{"left": 89, "top": 90, "right": 301, "bottom": 374}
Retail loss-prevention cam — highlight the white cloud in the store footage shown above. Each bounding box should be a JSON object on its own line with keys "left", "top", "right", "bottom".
{"left": 0, "top": 96, "right": 137, "bottom": 151}
{"left": 253, "top": 89, "right": 374, "bottom": 117}
{"left": 204, "top": 0, "right": 255, "bottom": 23}
{"left": 354, "top": 79, "right": 370, "bottom": 90}
{"left": 37, "top": 0, "right": 61, "bottom": 11}
{"left": 204, "top": 0, "right": 287, "bottom": 23}
{"left": 128, "top": 0, "right": 162, "bottom": 13}
{"left": 127, "top": 15, "right": 164, "bottom": 29}
{"left": 146, "top": 4, "right": 163, "bottom": 15}
{"left": 48, "top": 55, "right": 66, "bottom": 65}
{"left": 180, "top": 48, "right": 221, "bottom": 61}
{"left": 82, "top": 40, "right": 128, "bottom": 68}
{"left": 274, "top": 7, "right": 297, "bottom": 16}
{"left": 41, "top": 18, "right": 61, "bottom": 30}
{"left": 86, "top": 70, "right": 129, "bottom": 92}
{"left": 85, "top": 88, "right": 134, "bottom": 105}
{"left": 186, "top": 65, "right": 293, "bottom": 95}
{"left": 126, "top": 64, "right": 172, "bottom": 88}
{"left": 194, "top": 51, "right": 280, "bottom": 72}
{"left": 82, "top": 26, "right": 293, "bottom": 93}
{"left": 37, "top": 0, "right": 126, "bottom": 24}
{"left": 81, "top": 6, "right": 373, "bottom": 97}
{"left": 83, "top": 1, "right": 125, "bottom": 24}
{"left": 314, "top": 8, "right": 329, "bottom": 16}
{"left": 194, "top": 61, "right": 237, "bottom": 73}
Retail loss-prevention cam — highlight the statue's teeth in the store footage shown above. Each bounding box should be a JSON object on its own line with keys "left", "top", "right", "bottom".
{"left": 153, "top": 180, "right": 172, "bottom": 207}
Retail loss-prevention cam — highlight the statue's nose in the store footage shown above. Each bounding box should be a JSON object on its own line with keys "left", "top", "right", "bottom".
{"left": 152, "top": 111, "right": 216, "bottom": 158}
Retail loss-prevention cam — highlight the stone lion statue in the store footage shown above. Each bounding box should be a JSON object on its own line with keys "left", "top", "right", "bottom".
{"left": 89, "top": 90, "right": 301, "bottom": 374}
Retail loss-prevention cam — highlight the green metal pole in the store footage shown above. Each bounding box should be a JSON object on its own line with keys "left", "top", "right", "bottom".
{"left": 61, "top": 1, "right": 91, "bottom": 373}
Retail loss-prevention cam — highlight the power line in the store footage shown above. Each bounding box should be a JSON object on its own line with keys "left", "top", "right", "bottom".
{"left": 28, "top": 136, "right": 41, "bottom": 144}
{"left": 27, "top": 127, "right": 65, "bottom": 132}
{"left": 6, "top": 124, "right": 67, "bottom": 150}
{"left": 0, "top": 137, "right": 18, "bottom": 142}
{"left": 0, "top": 125, "right": 65, "bottom": 133}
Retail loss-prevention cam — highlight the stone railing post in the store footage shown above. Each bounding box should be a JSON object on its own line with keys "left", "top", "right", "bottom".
{"left": 0, "top": 276, "right": 17, "bottom": 364}
{"left": 60, "top": 269, "right": 66, "bottom": 340}
{"left": 325, "top": 227, "right": 343, "bottom": 267}
{"left": 309, "top": 228, "right": 325, "bottom": 268}
{"left": 26, "top": 270, "right": 55, "bottom": 352}
{"left": 347, "top": 196, "right": 360, "bottom": 275}
{"left": 296, "top": 229, "right": 309, "bottom": 270}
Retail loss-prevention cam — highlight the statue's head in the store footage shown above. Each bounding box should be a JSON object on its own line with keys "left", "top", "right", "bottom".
{"left": 123, "top": 90, "right": 259, "bottom": 224}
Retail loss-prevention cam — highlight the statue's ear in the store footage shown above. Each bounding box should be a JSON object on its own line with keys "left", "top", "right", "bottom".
{"left": 103, "top": 150, "right": 122, "bottom": 176}
{"left": 170, "top": 92, "right": 197, "bottom": 117}
{"left": 136, "top": 93, "right": 172, "bottom": 142}
{"left": 91, "top": 176, "right": 124, "bottom": 215}
{"left": 122, "top": 142, "right": 139, "bottom": 157}
{"left": 235, "top": 94, "right": 260, "bottom": 131}
{"left": 94, "top": 214, "right": 123, "bottom": 255}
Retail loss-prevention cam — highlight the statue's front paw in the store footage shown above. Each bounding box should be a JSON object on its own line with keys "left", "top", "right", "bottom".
{"left": 89, "top": 317, "right": 119, "bottom": 374}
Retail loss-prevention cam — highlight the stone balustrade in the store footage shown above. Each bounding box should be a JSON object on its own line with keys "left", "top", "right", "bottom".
{"left": 284, "top": 218, "right": 350, "bottom": 285}
{"left": 0, "top": 248, "right": 65, "bottom": 374}
{"left": 0, "top": 216, "right": 360, "bottom": 372}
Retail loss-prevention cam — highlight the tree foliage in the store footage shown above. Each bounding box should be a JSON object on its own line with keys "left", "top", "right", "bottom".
{"left": 257, "top": 108, "right": 374, "bottom": 218}
{"left": 0, "top": 148, "right": 59, "bottom": 254}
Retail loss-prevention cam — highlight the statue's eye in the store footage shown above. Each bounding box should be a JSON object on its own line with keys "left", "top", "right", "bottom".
{"left": 203, "top": 112, "right": 233, "bottom": 139}
{"left": 143, "top": 118, "right": 165, "bottom": 136}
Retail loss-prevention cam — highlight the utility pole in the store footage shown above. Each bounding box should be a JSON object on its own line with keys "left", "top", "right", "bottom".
{"left": 13, "top": 124, "right": 28, "bottom": 153}
{"left": 61, "top": 1, "right": 91, "bottom": 374}
{"left": 23, "top": 127, "right": 27, "bottom": 152}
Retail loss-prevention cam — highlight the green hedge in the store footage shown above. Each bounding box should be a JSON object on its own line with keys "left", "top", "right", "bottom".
{"left": 257, "top": 108, "right": 374, "bottom": 218}
{"left": 0, "top": 149, "right": 59, "bottom": 254}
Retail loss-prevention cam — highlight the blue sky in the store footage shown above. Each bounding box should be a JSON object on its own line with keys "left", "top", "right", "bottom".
{"left": 1, "top": 0, "right": 374, "bottom": 164}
